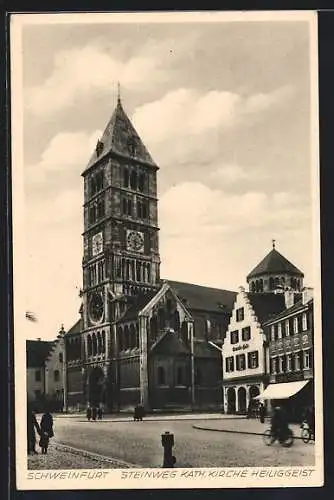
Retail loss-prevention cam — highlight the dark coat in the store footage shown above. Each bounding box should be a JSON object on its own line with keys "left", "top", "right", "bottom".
{"left": 27, "top": 410, "right": 40, "bottom": 452}
{"left": 40, "top": 412, "right": 54, "bottom": 438}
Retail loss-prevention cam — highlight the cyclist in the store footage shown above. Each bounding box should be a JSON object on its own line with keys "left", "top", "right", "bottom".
{"left": 271, "top": 406, "right": 289, "bottom": 443}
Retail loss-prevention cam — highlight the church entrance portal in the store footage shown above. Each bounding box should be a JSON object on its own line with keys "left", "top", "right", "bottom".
{"left": 227, "top": 388, "right": 236, "bottom": 413}
{"left": 88, "top": 367, "right": 105, "bottom": 407}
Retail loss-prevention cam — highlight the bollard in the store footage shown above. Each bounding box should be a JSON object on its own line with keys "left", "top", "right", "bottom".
{"left": 161, "top": 431, "right": 176, "bottom": 468}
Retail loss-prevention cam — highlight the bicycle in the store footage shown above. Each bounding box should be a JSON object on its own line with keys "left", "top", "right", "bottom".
{"left": 262, "top": 427, "right": 294, "bottom": 447}
{"left": 300, "top": 421, "right": 314, "bottom": 443}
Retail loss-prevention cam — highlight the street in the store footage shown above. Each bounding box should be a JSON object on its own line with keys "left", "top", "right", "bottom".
{"left": 47, "top": 415, "right": 315, "bottom": 469}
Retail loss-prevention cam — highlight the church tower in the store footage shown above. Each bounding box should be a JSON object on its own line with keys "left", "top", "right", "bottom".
{"left": 80, "top": 93, "right": 160, "bottom": 400}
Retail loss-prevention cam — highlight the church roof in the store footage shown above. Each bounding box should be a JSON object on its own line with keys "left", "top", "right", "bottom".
{"left": 165, "top": 280, "right": 237, "bottom": 313}
{"left": 26, "top": 339, "right": 55, "bottom": 368}
{"left": 66, "top": 318, "right": 82, "bottom": 337}
{"left": 150, "top": 329, "right": 189, "bottom": 355}
{"left": 246, "top": 248, "right": 304, "bottom": 280}
{"left": 247, "top": 292, "right": 287, "bottom": 324}
{"left": 83, "top": 98, "right": 157, "bottom": 173}
{"left": 121, "top": 290, "right": 158, "bottom": 321}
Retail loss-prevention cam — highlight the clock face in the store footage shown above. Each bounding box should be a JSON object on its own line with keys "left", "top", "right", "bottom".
{"left": 88, "top": 292, "right": 104, "bottom": 323}
{"left": 126, "top": 230, "right": 144, "bottom": 253}
{"left": 92, "top": 232, "right": 103, "bottom": 256}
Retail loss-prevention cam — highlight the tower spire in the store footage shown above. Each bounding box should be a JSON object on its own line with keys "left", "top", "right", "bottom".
{"left": 117, "top": 81, "right": 121, "bottom": 105}
{"left": 272, "top": 239, "right": 276, "bottom": 249}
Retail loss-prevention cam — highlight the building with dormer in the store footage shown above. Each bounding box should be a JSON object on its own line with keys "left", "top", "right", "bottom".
{"left": 222, "top": 287, "right": 286, "bottom": 414}
{"left": 64, "top": 93, "right": 237, "bottom": 412}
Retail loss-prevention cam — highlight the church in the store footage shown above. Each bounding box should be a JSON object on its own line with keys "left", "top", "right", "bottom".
{"left": 64, "top": 94, "right": 237, "bottom": 412}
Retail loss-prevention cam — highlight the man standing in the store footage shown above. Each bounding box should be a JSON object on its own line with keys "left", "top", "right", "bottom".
{"left": 27, "top": 407, "right": 40, "bottom": 454}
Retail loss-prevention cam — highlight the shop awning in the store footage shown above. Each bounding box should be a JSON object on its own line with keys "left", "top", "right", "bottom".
{"left": 254, "top": 380, "right": 309, "bottom": 400}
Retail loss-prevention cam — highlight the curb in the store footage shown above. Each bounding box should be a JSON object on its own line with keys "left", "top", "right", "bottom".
{"left": 53, "top": 441, "right": 140, "bottom": 468}
{"left": 192, "top": 424, "right": 310, "bottom": 440}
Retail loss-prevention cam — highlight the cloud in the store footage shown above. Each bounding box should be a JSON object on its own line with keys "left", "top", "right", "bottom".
{"left": 133, "top": 85, "right": 294, "bottom": 166}
{"left": 26, "top": 130, "right": 102, "bottom": 184}
{"left": 25, "top": 36, "right": 198, "bottom": 118}
{"left": 159, "top": 181, "right": 312, "bottom": 288}
{"left": 159, "top": 181, "right": 309, "bottom": 239}
{"left": 210, "top": 163, "right": 250, "bottom": 184}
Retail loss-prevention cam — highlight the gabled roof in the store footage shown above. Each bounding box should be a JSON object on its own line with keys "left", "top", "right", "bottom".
{"left": 247, "top": 292, "right": 287, "bottom": 324}
{"left": 150, "top": 330, "right": 189, "bottom": 355}
{"left": 26, "top": 340, "right": 55, "bottom": 368}
{"left": 83, "top": 98, "right": 157, "bottom": 173}
{"left": 247, "top": 248, "right": 304, "bottom": 280}
{"left": 263, "top": 298, "right": 313, "bottom": 325}
{"left": 121, "top": 290, "right": 158, "bottom": 322}
{"left": 66, "top": 319, "right": 82, "bottom": 337}
{"left": 166, "top": 280, "right": 236, "bottom": 313}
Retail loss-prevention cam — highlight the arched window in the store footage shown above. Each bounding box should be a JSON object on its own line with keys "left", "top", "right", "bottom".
{"left": 138, "top": 173, "right": 145, "bottom": 192}
{"left": 181, "top": 321, "right": 188, "bottom": 344}
{"left": 130, "top": 171, "right": 137, "bottom": 190}
{"left": 251, "top": 281, "right": 256, "bottom": 292}
{"left": 124, "top": 326, "right": 130, "bottom": 350}
{"left": 92, "top": 333, "right": 97, "bottom": 356}
{"left": 135, "top": 324, "right": 139, "bottom": 348}
{"left": 102, "top": 330, "right": 106, "bottom": 353}
{"left": 54, "top": 369, "right": 60, "bottom": 382}
{"left": 87, "top": 335, "right": 92, "bottom": 356}
{"left": 269, "top": 277, "right": 274, "bottom": 290}
{"left": 129, "top": 324, "right": 136, "bottom": 349}
{"left": 157, "top": 366, "right": 166, "bottom": 385}
{"left": 136, "top": 262, "right": 142, "bottom": 282}
{"left": 259, "top": 279, "right": 264, "bottom": 292}
{"left": 123, "top": 168, "right": 129, "bottom": 187}
{"left": 131, "top": 261, "right": 135, "bottom": 281}
{"left": 122, "top": 198, "right": 127, "bottom": 215}
{"left": 275, "top": 277, "right": 280, "bottom": 288}
{"left": 158, "top": 308, "right": 165, "bottom": 330}
{"left": 150, "top": 316, "right": 158, "bottom": 340}
{"left": 147, "top": 263, "right": 151, "bottom": 282}
{"left": 173, "top": 310, "right": 180, "bottom": 331}
{"left": 127, "top": 199, "right": 132, "bottom": 216}
{"left": 97, "top": 332, "right": 102, "bottom": 354}
{"left": 126, "top": 260, "right": 131, "bottom": 280}
{"left": 137, "top": 201, "right": 142, "bottom": 218}
{"left": 142, "top": 201, "right": 148, "bottom": 219}
{"left": 118, "top": 327, "right": 123, "bottom": 351}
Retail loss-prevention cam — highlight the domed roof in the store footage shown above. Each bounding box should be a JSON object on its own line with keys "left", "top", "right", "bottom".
{"left": 247, "top": 248, "right": 304, "bottom": 280}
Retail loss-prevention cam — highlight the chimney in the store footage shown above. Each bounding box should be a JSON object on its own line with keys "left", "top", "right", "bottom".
{"left": 302, "top": 287, "right": 313, "bottom": 305}
{"left": 284, "top": 290, "right": 295, "bottom": 309}
{"left": 36, "top": 337, "right": 41, "bottom": 341}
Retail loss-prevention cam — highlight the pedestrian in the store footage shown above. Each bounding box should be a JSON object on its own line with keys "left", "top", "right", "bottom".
{"left": 39, "top": 431, "right": 50, "bottom": 454}
{"left": 27, "top": 406, "right": 40, "bottom": 454}
{"left": 86, "top": 406, "right": 92, "bottom": 422}
{"left": 40, "top": 411, "right": 54, "bottom": 439}
{"left": 259, "top": 402, "right": 266, "bottom": 424}
{"left": 97, "top": 407, "right": 103, "bottom": 420}
{"left": 246, "top": 401, "right": 252, "bottom": 419}
{"left": 92, "top": 406, "right": 97, "bottom": 421}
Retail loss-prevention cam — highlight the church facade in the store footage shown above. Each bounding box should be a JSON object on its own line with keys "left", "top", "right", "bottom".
{"left": 64, "top": 96, "right": 237, "bottom": 412}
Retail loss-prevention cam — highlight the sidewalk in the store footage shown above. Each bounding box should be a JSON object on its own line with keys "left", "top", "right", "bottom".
{"left": 28, "top": 442, "right": 134, "bottom": 470}
{"left": 54, "top": 412, "right": 246, "bottom": 423}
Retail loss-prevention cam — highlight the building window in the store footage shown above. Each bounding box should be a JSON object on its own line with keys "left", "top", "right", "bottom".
{"left": 278, "top": 356, "right": 285, "bottom": 373}
{"left": 302, "top": 313, "right": 308, "bottom": 331}
{"left": 54, "top": 370, "right": 60, "bottom": 382}
{"left": 236, "top": 308, "right": 244, "bottom": 322}
{"left": 303, "top": 350, "right": 311, "bottom": 370}
{"left": 123, "top": 167, "right": 129, "bottom": 187}
{"left": 285, "top": 320, "right": 290, "bottom": 337}
{"left": 287, "top": 353, "right": 293, "bottom": 372}
{"left": 157, "top": 366, "right": 166, "bottom": 386}
{"left": 277, "top": 323, "right": 282, "bottom": 339}
{"left": 295, "top": 352, "right": 301, "bottom": 371}
{"left": 248, "top": 351, "right": 259, "bottom": 369}
{"left": 176, "top": 366, "right": 185, "bottom": 386}
{"left": 272, "top": 357, "right": 278, "bottom": 374}
{"left": 195, "top": 367, "right": 202, "bottom": 385}
{"left": 230, "top": 330, "right": 239, "bottom": 345}
{"left": 271, "top": 325, "right": 275, "bottom": 341}
{"left": 293, "top": 317, "right": 298, "bottom": 334}
{"left": 225, "top": 356, "right": 234, "bottom": 373}
{"left": 59, "top": 352, "right": 63, "bottom": 363}
{"left": 35, "top": 370, "right": 41, "bottom": 382}
{"left": 241, "top": 326, "right": 251, "bottom": 341}
{"left": 236, "top": 354, "right": 246, "bottom": 371}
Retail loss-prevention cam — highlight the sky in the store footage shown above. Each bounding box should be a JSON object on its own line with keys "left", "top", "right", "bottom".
{"left": 14, "top": 13, "right": 318, "bottom": 340}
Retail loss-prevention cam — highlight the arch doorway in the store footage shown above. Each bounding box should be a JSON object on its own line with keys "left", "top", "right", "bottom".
{"left": 227, "top": 388, "right": 236, "bottom": 414}
{"left": 88, "top": 367, "right": 105, "bottom": 407}
{"left": 238, "top": 387, "right": 247, "bottom": 414}
{"left": 249, "top": 385, "right": 260, "bottom": 400}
